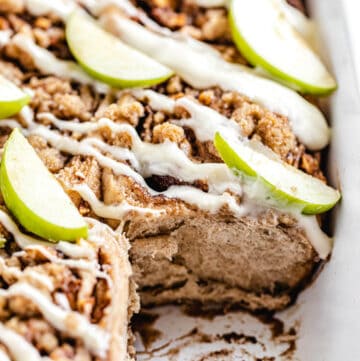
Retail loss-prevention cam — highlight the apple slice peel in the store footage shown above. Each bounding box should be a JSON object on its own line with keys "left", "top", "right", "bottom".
{"left": 0, "top": 129, "right": 88, "bottom": 242}
{"left": 66, "top": 10, "right": 173, "bottom": 88}
{"left": 229, "top": 0, "right": 336, "bottom": 95}
{"left": 214, "top": 132, "right": 340, "bottom": 214}
{"left": 0, "top": 75, "right": 30, "bottom": 119}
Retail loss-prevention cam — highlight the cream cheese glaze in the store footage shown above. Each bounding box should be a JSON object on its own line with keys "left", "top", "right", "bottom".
{"left": 189, "top": 0, "right": 229, "bottom": 7}
{"left": 0, "top": 99, "right": 332, "bottom": 258}
{"left": 1, "top": 118, "right": 332, "bottom": 258}
{"left": 0, "top": 209, "right": 49, "bottom": 249}
{"left": 0, "top": 283, "right": 110, "bottom": 357}
{"left": 56, "top": 238, "right": 96, "bottom": 259}
{"left": 104, "top": 14, "right": 330, "bottom": 150}
{"left": 0, "top": 30, "right": 12, "bottom": 48}
{"left": 54, "top": 292, "right": 72, "bottom": 311}
{"left": 25, "top": 0, "right": 76, "bottom": 19}
{"left": 1, "top": 115, "right": 247, "bottom": 216}
{"left": 0, "top": 324, "right": 44, "bottom": 361}
{"left": 0, "top": 0, "right": 333, "bottom": 259}
{"left": 11, "top": 34, "right": 109, "bottom": 93}
{"left": 0, "top": 348, "right": 11, "bottom": 361}
{"left": 131, "top": 89, "right": 241, "bottom": 141}
{"left": 25, "top": 244, "right": 111, "bottom": 282}
{"left": 24, "top": 0, "right": 171, "bottom": 36}
{"left": 0, "top": 258, "right": 54, "bottom": 291}
{"left": 0, "top": 211, "right": 112, "bottom": 284}
{"left": 37, "top": 113, "right": 240, "bottom": 191}
{"left": 73, "top": 183, "right": 162, "bottom": 219}
{"left": 176, "top": 97, "right": 241, "bottom": 141}
{"left": 0, "top": 4, "right": 337, "bottom": 358}
{"left": 0, "top": 209, "right": 129, "bottom": 358}
{"left": 10, "top": 0, "right": 329, "bottom": 150}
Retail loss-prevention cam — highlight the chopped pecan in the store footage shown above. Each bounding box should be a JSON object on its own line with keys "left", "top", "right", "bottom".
{"left": 152, "top": 7, "right": 187, "bottom": 30}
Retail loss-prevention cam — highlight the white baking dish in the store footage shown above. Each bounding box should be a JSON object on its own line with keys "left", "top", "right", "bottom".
{"left": 134, "top": 1, "right": 360, "bottom": 360}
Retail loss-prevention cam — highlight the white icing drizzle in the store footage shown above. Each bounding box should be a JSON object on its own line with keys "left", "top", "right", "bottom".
{"left": 175, "top": 96, "right": 242, "bottom": 141}
{"left": 0, "top": 259, "right": 53, "bottom": 292}
{"left": 25, "top": 270, "right": 55, "bottom": 291}
{"left": 20, "top": 0, "right": 329, "bottom": 150}
{"left": 80, "top": 0, "right": 139, "bottom": 18}
{"left": 0, "top": 1, "right": 332, "bottom": 258}
{"left": 165, "top": 185, "right": 247, "bottom": 217}
{"left": 130, "top": 89, "right": 176, "bottom": 113}
{"left": 11, "top": 34, "right": 108, "bottom": 93}
{"left": 37, "top": 111, "right": 241, "bottom": 191}
{"left": 56, "top": 239, "right": 96, "bottom": 259}
{"left": 25, "top": 0, "right": 76, "bottom": 19}
{"left": 38, "top": 113, "right": 124, "bottom": 133}
{"left": 25, "top": 244, "right": 108, "bottom": 280}
{"left": 41, "top": 122, "right": 243, "bottom": 210}
{"left": 33, "top": 124, "right": 148, "bottom": 183}
{"left": 54, "top": 292, "right": 71, "bottom": 310}
{"left": 32, "top": 123, "right": 246, "bottom": 215}
{"left": 0, "top": 283, "right": 110, "bottom": 357}
{"left": 0, "top": 30, "right": 12, "bottom": 48}
{"left": 38, "top": 113, "right": 138, "bottom": 168}
{"left": 73, "top": 183, "right": 161, "bottom": 219}
{"left": 131, "top": 138, "right": 238, "bottom": 189}
{"left": 79, "top": 0, "right": 172, "bottom": 34}
{"left": 85, "top": 217, "right": 117, "bottom": 244}
{"left": 295, "top": 213, "right": 332, "bottom": 259}
{"left": 104, "top": 14, "right": 330, "bottom": 150}
{"left": 24, "top": 0, "right": 171, "bottom": 37}
{"left": 0, "top": 209, "right": 112, "bottom": 276}
{"left": 0, "top": 110, "right": 332, "bottom": 257}
{"left": 131, "top": 89, "right": 241, "bottom": 141}
{"left": 1, "top": 116, "right": 152, "bottom": 191}
{"left": 0, "top": 214, "right": 120, "bottom": 357}
{"left": 19, "top": 105, "right": 35, "bottom": 126}
{"left": 82, "top": 137, "right": 139, "bottom": 169}
{"left": 0, "top": 258, "right": 22, "bottom": 280}
{"left": 0, "top": 210, "right": 49, "bottom": 249}
{"left": 35, "top": 112, "right": 242, "bottom": 194}
{"left": 0, "top": 324, "right": 44, "bottom": 361}
{"left": 0, "top": 348, "right": 11, "bottom": 361}
{"left": 188, "top": 0, "right": 228, "bottom": 8}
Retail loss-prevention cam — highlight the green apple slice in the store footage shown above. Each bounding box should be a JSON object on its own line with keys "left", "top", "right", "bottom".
{"left": 0, "top": 237, "right": 6, "bottom": 248}
{"left": 66, "top": 10, "right": 173, "bottom": 88}
{"left": 0, "top": 75, "right": 30, "bottom": 119}
{"left": 229, "top": 0, "right": 336, "bottom": 95}
{"left": 0, "top": 129, "right": 88, "bottom": 242}
{"left": 214, "top": 132, "right": 340, "bottom": 214}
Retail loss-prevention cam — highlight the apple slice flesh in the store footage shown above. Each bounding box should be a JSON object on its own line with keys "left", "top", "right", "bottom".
{"left": 0, "top": 129, "right": 88, "bottom": 241}
{"left": 66, "top": 10, "right": 173, "bottom": 88}
{"left": 229, "top": 0, "right": 336, "bottom": 95}
{"left": 0, "top": 237, "right": 5, "bottom": 248}
{"left": 0, "top": 75, "right": 30, "bottom": 119}
{"left": 214, "top": 132, "right": 340, "bottom": 214}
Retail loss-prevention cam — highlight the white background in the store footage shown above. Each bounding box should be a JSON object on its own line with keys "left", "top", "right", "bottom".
{"left": 343, "top": 0, "right": 360, "bottom": 88}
